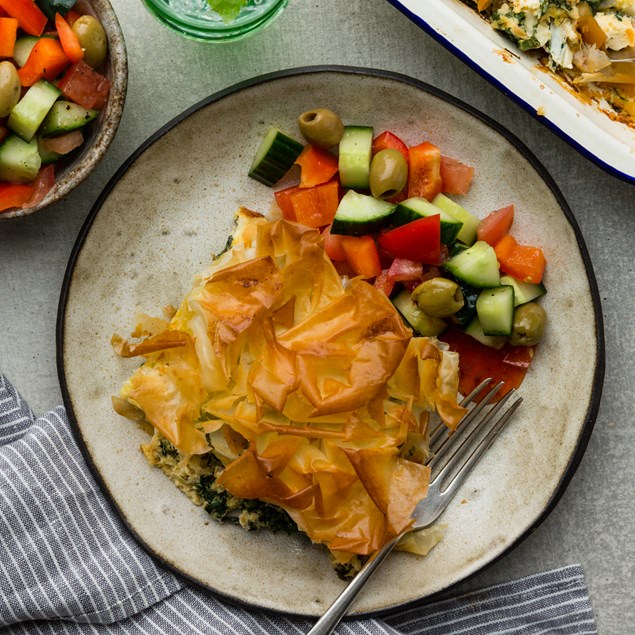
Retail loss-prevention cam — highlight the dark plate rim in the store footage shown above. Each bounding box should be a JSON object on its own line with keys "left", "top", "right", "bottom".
{"left": 385, "top": 0, "right": 635, "bottom": 186}
{"left": 56, "top": 65, "right": 605, "bottom": 619}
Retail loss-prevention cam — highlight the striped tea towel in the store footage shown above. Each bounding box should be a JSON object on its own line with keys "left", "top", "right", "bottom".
{"left": 0, "top": 374, "right": 599, "bottom": 634}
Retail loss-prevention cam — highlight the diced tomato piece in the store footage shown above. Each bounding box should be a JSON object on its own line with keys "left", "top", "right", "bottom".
{"left": 372, "top": 131, "right": 409, "bottom": 163}
{"left": 408, "top": 141, "right": 442, "bottom": 201}
{"left": 341, "top": 235, "right": 382, "bottom": 278}
{"left": 477, "top": 204, "right": 515, "bottom": 246}
{"left": 274, "top": 184, "right": 301, "bottom": 221}
{"left": 0, "top": 125, "right": 9, "bottom": 145}
{"left": 0, "top": 0, "right": 46, "bottom": 37}
{"left": 440, "top": 327, "right": 535, "bottom": 403}
{"left": 387, "top": 258, "right": 423, "bottom": 282}
{"left": 0, "top": 182, "right": 33, "bottom": 212}
{"left": 0, "top": 17, "right": 18, "bottom": 57}
{"left": 55, "top": 12, "right": 83, "bottom": 64}
{"left": 57, "top": 60, "right": 110, "bottom": 109}
{"left": 322, "top": 224, "right": 347, "bottom": 261}
{"left": 378, "top": 215, "right": 441, "bottom": 264}
{"left": 18, "top": 38, "right": 69, "bottom": 86}
{"left": 289, "top": 179, "right": 339, "bottom": 228}
{"left": 24, "top": 164, "right": 54, "bottom": 207}
{"left": 494, "top": 233, "right": 546, "bottom": 284}
{"left": 440, "top": 156, "right": 475, "bottom": 196}
{"left": 374, "top": 269, "right": 395, "bottom": 297}
{"left": 295, "top": 144, "right": 338, "bottom": 188}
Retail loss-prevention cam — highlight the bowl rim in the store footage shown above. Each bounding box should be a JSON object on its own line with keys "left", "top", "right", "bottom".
{"left": 0, "top": 0, "right": 128, "bottom": 221}
{"left": 385, "top": 0, "right": 635, "bottom": 185}
{"left": 56, "top": 65, "right": 605, "bottom": 617}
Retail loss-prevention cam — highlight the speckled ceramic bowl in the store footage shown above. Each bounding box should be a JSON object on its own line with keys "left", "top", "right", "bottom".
{"left": 0, "top": 0, "right": 127, "bottom": 220}
{"left": 58, "top": 67, "right": 604, "bottom": 617}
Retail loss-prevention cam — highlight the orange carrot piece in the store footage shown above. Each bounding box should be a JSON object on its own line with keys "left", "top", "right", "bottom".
{"left": 0, "top": 17, "right": 18, "bottom": 57}
{"left": 55, "top": 12, "right": 83, "bottom": 63}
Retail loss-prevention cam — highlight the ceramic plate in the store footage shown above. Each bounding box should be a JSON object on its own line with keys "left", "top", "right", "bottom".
{"left": 387, "top": 0, "right": 635, "bottom": 183}
{"left": 58, "top": 67, "right": 604, "bottom": 616}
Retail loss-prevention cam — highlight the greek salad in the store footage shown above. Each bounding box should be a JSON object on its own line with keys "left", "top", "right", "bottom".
{"left": 248, "top": 108, "right": 548, "bottom": 399}
{"left": 0, "top": 0, "right": 110, "bottom": 213}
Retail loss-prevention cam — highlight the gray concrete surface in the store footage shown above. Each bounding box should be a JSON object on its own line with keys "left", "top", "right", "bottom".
{"left": 0, "top": 1, "right": 633, "bottom": 632}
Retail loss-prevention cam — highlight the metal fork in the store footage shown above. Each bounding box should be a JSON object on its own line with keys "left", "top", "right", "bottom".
{"left": 307, "top": 379, "right": 523, "bottom": 635}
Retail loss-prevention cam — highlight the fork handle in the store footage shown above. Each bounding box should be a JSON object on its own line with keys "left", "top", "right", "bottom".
{"left": 307, "top": 535, "right": 401, "bottom": 635}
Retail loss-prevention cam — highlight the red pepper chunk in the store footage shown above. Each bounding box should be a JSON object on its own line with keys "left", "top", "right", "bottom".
{"left": 0, "top": 17, "right": 18, "bottom": 57}
{"left": 408, "top": 141, "right": 442, "bottom": 201}
{"left": 289, "top": 179, "right": 339, "bottom": 228}
{"left": 372, "top": 131, "right": 409, "bottom": 163}
{"left": 341, "top": 235, "right": 382, "bottom": 279}
{"left": 378, "top": 215, "right": 441, "bottom": 264}
{"left": 295, "top": 144, "right": 339, "bottom": 188}
{"left": 0, "top": 0, "right": 46, "bottom": 37}
{"left": 18, "top": 38, "right": 69, "bottom": 86}
{"left": 55, "top": 12, "right": 84, "bottom": 64}
{"left": 274, "top": 184, "right": 301, "bottom": 221}
{"left": 57, "top": 60, "right": 110, "bottom": 110}
{"left": 494, "top": 234, "right": 545, "bottom": 284}
{"left": 0, "top": 182, "right": 34, "bottom": 212}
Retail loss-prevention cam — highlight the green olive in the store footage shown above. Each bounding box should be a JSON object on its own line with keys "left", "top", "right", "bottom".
{"left": 73, "top": 16, "right": 108, "bottom": 69}
{"left": 509, "top": 302, "right": 547, "bottom": 346}
{"left": 0, "top": 62, "right": 20, "bottom": 118}
{"left": 369, "top": 149, "right": 408, "bottom": 200}
{"left": 298, "top": 108, "right": 344, "bottom": 148}
{"left": 412, "top": 277, "right": 465, "bottom": 318}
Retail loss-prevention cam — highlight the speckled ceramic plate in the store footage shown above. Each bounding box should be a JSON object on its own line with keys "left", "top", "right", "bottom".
{"left": 387, "top": 0, "right": 635, "bottom": 183}
{"left": 57, "top": 67, "right": 604, "bottom": 617}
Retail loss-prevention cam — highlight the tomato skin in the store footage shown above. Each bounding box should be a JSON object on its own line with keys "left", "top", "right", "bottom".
{"left": 378, "top": 215, "right": 441, "bottom": 264}
{"left": 372, "top": 131, "right": 409, "bottom": 163}
{"left": 440, "top": 327, "right": 535, "bottom": 403}
{"left": 408, "top": 141, "right": 442, "bottom": 201}
{"left": 440, "top": 156, "right": 474, "bottom": 196}
{"left": 477, "top": 204, "right": 515, "bottom": 246}
{"left": 57, "top": 60, "right": 110, "bottom": 109}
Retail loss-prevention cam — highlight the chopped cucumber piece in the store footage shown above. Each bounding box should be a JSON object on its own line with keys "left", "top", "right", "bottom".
{"left": 0, "top": 135, "right": 42, "bottom": 183}
{"left": 432, "top": 194, "right": 479, "bottom": 245}
{"left": 392, "top": 290, "right": 447, "bottom": 336}
{"left": 338, "top": 126, "right": 373, "bottom": 189}
{"left": 331, "top": 190, "right": 396, "bottom": 236}
{"left": 500, "top": 275, "right": 546, "bottom": 306}
{"left": 394, "top": 197, "right": 463, "bottom": 245}
{"left": 40, "top": 101, "right": 100, "bottom": 138}
{"left": 248, "top": 127, "right": 303, "bottom": 186}
{"left": 476, "top": 286, "right": 515, "bottom": 336}
{"left": 450, "top": 279, "right": 479, "bottom": 328}
{"left": 8, "top": 80, "right": 61, "bottom": 143}
{"left": 444, "top": 240, "right": 500, "bottom": 288}
{"left": 465, "top": 316, "right": 507, "bottom": 349}
{"left": 13, "top": 36, "right": 39, "bottom": 67}
{"left": 35, "top": 0, "right": 77, "bottom": 20}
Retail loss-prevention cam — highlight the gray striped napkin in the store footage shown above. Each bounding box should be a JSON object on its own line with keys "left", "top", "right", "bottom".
{"left": 0, "top": 374, "right": 598, "bottom": 634}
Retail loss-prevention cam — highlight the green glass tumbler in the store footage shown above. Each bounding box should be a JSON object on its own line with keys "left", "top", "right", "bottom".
{"left": 140, "top": 0, "right": 288, "bottom": 42}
